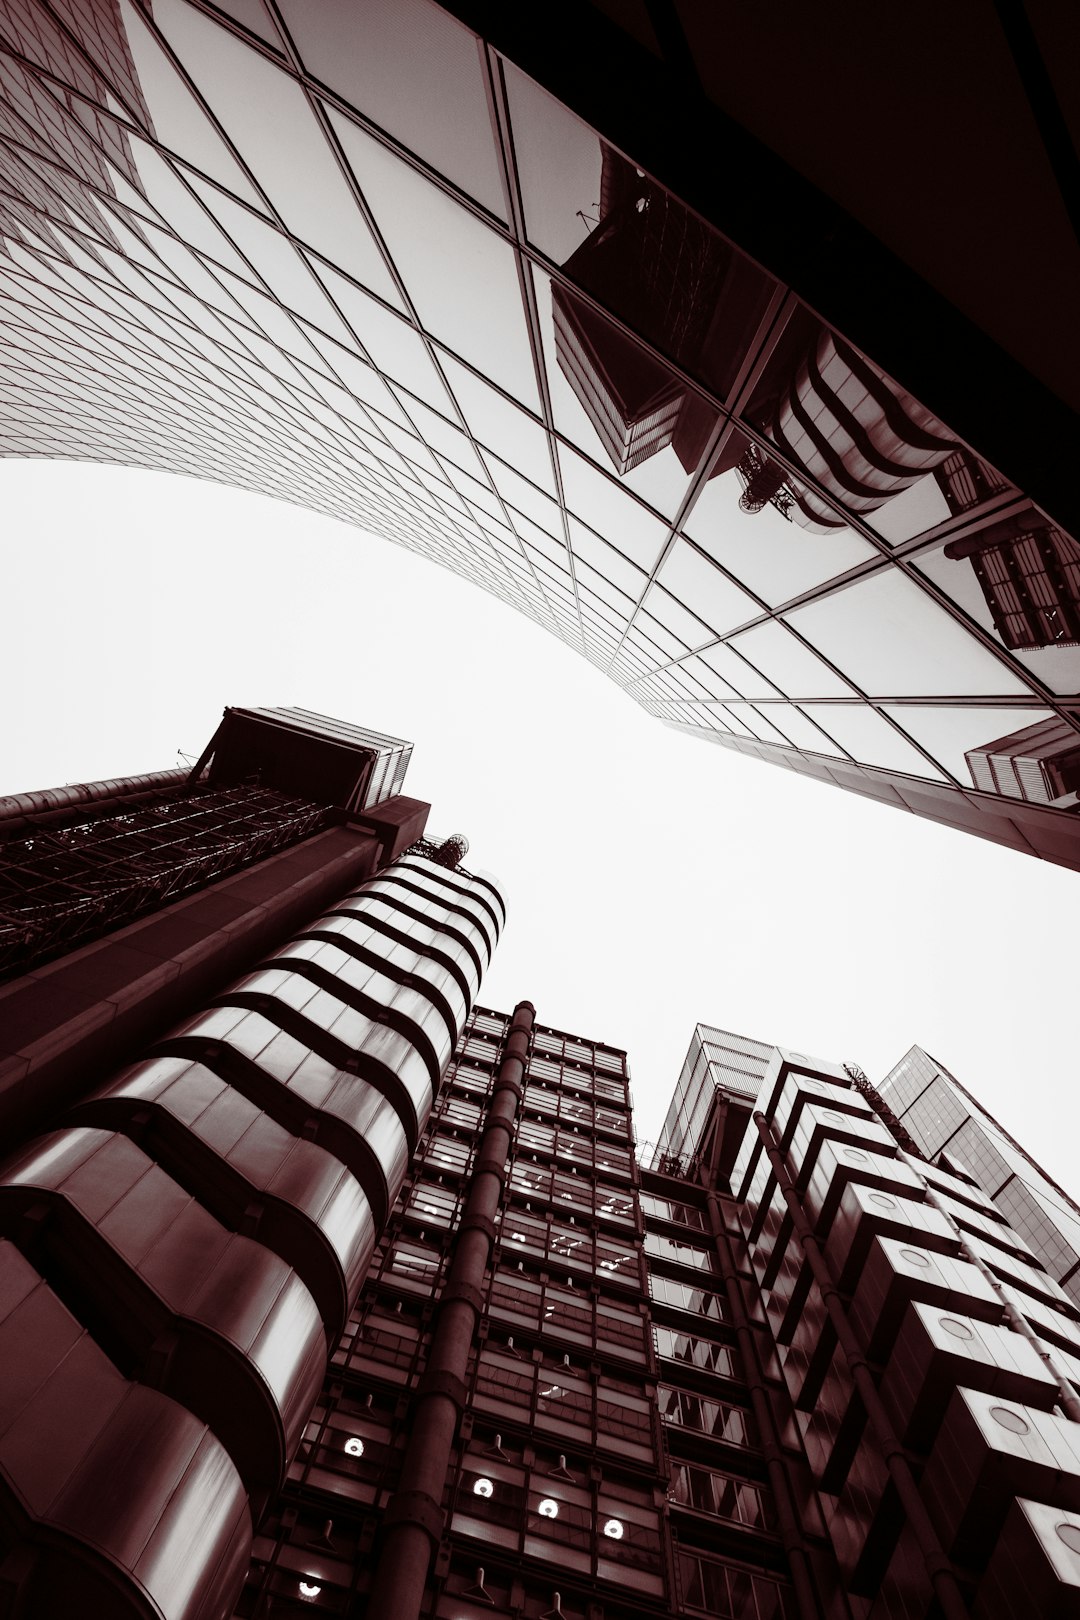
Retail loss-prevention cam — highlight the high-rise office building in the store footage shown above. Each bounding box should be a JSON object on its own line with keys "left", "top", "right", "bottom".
{"left": 0, "top": 705, "right": 508, "bottom": 1614}
{"left": 4, "top": 695, "right": 1080, "bottom": 1620}
{"left": 0, "top": 1, "right": 1077, "bottom": 870}
{"left": 879, "top": 1045, "right": 1080, "bottom": 1311}
{"left": 654, "top": 1024, "right": 1080, "bottom": 1620}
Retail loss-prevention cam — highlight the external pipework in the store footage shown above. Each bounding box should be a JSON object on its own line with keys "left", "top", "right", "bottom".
{"left": 364, "top": 1000, "right": 535, "bottom": 1620}
{"left": 918, "top": 1179, "right": 1080, "bottom": 1425}
{"left": 0, "top": 765, "right": 191, "bottom": 828}
{"left": 702, "top": 1189, "right": 824, "bottom": 1620}
{"left": 753, "top": 1114, "right": 971, "bottom": 1620}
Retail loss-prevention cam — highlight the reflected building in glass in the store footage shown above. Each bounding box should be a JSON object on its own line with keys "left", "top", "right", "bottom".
{"left": 0, "top": 0, "right": 1078, "bottom": 873}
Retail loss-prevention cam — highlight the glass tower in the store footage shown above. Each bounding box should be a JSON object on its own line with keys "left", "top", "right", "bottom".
{"left": 880, "top": 1045, "right": 1080, "bottom": 1310}
{"left": 0, "top": 1, "right": 1077, "bottom": 869}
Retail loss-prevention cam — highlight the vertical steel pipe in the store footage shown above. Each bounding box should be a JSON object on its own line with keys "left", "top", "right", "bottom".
{"left": 364, "top": 1001, "right": 535, "bottom": 1620}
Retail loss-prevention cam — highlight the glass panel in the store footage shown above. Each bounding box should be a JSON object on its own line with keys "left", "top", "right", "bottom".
{"left": 280, "top": 0, "right": 506, "bottom": 217}
{"left": 125, "top": 138, "right": 252, "bottom": 279}
{"left": 119, "top": 0, "right": 264, "bottom": 206}
{"left": 878, "top": 705, "right": 1057, "bottom": 789}
{"left": 915, "top": 526, "right": 1080, "bottom": 698}
{"left": 798, "top": 704, "right": 946, "bottom": 777}
{"left": 759, "top": 704, "right": 848, "bottom": 757}
{"left": 560, "top": 447, "right": 670, "bottom": 571}
{"left": 682, "top": 465, "right": 878, "bottom": 607}
{"left": 569, "top": 518, "right": 647, "bottom": 601}
{"left": 183, "top": 179, "right": 360, "bottom": 347}
{"left": 655, "top": 539, "right": 760, "bottom": 637}
{"left": 530, "top": 264, "right": 703, "bottom": 517}
{"left": 153, "top": 0, "right": 407, "bottom": 306}
{"left": 740, "top": 305, "right": 960, "bottom": 546}
{"left": 785, "top": 571, "right": 1030, "bottom": 697}
{"left": 327, "top": 108, "right": 538, "bottom": 409}
{"left": 506, "top": 64, "right": 778, "bottom": 411}
{"left": 728, "top": 619, "right": 857, "bottom": 698}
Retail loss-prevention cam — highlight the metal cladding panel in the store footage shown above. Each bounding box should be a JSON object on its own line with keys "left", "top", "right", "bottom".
{"left": 163, "top": 1006, "right": 410, "bottom": 1229}
{"left": 204, "top": 706, "right": 412, "bottom": 814}
{"left": 217, "top": 967, "right": 436, "bottom": 1132}
{"left": 395, "top": 859, "right": 502, "bottom": 954}
{"left": 824, "top": 1178, "right": 957, "bottom": 1290}
{"left": 878, "top": 1300, "right": 1058, "bottom": 1451}
{"left": 74, "top": 1054, "right": 376, "bottom": 1341}
{"left": 0, "top": 1241, "right": 252, "bottom": 1620}
{"left": 848, "top": 1235, "right": 1004, "bottom": 1362}
{"left": 325, "top": 895, "right": 482, "bottom": 1001}
{"left": 399, "top": 855, "right": 506, "bottom": 938}
{"left": 800, "top": 1135, "right": 926, "bottom": 1237}
{"left": 0, "top": 1127, "right": 326, "bottom": 1503}
{"left": 904, "top": 1153, "right": 1003, "bottom": 1220}
{"left": 359, "top": 875, "right": 492, "bottom": 977}
{"left": 973, "top": 1496, "right": 1080, "bottom": 1619}
{"left": 962, "top": 1229, "right": 1073, "bottom": 1310}
{"left": 264, "top": 938, "right": 459, "bottom": 1062}
{"left": 787, "top": 1099, "right": 900, "bottom": 1188}
{"left": 920, "top": 1386, "right": 1080, "bottom": 1566}
{"left": 770, "top": 1070, "right": 875, "bottom": 1147}
{"left": 292, "top": 920, "right": 469, "bottom": 1033}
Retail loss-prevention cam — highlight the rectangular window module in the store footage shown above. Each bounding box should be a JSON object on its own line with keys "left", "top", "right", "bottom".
{"left": 658, "top": 1386, "right": 755, "bottom": 1447}
{"left": 648, "top": 1273, "right": 727, "bottom": 1319}
{"left": 472, "top": 1350, "right": 656, "bottom": 1463}
{"left": 640, "top": 1192, "right": 708, "bottom": 1230}
{"left": 645, "top": 1231, "right": 715, "bottom": 1270}
{"left": 654, "top": 1326, "right": 739, "bottom": 1379}
{"left": 669, "top": 1463, "right": 777, "bottom": 1532}
{"left": 450, "top": 1443, "right": 663, "bottom": 1596}
{"left": 676, "top": 1548, "right": 793, "bottom": 1618}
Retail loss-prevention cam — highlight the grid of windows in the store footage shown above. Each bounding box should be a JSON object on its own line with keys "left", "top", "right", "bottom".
{"left": 993, "top": 1178, "right": 1080, "bottom": 1282}
{"left": 473, "top": 1349, "right": 656, "bottom": 1463}
{"left": 508, "top": 1161, "right": 636, "bottom": 1226}
{"left": 1, "top": 0, "right": 1077, "bottom": 875}
{"left": 898, "top": 1076, "right": 970, "bottom": 1158}
{"left": 488, "top": 1270, "right": 647, "bottom": 1360}
{"left": 658, "top": 1387, "right": 756, "bottom": 1448}
{"left": 451, "top": 1439, "right": 665, "bottom": 1595}
{"left": 942, "top": 1118, "right": 1014, "bottom": 1196}
{"left": 500, "top": 1207, "right": 640, "bottom": 1285}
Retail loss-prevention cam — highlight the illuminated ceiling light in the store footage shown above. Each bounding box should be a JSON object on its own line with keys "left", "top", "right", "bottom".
{"left": 344, "top": 1437, "right": 364, "bottom": 1457}
{"left": 603, "top": 1518, "right": 624, "bottom": 1539}
{"left": 473, "top": 1477, "right": 494, "bottom": 1498}
{"left": 299, "top": 1581, "right": 322, "bottom": 1598}
{"left": 538, "top": 1498, "right": 559, "bottom": 1519}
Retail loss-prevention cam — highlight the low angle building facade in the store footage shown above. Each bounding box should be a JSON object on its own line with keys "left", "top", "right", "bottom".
{"left": 0, "top": 1, "right": 1077, "bottom": 868}
{"left": 2, "top": 714, "right": 1079, "bottom": 1617}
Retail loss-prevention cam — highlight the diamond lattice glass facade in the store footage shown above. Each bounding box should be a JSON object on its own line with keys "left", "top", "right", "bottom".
{"left": 1, "top": 1, "right": 1078, "bottom": 867}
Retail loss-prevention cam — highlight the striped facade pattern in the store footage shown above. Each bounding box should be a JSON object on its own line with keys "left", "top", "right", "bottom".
{"left": 0, "top": 853, "right": 503, "bottom": 1619}
{"left": 733, "top": 1049, "right": 1080, "bottom": 1618}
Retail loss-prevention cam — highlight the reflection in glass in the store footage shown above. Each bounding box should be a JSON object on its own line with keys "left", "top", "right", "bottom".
{"left": 943, "top": 513, "right": 1080, "bottom": 651}
{"left": 740, "top": 309, "right": 958, "bottom": 536}
{"left": 966, "top": 717, "right": 1080, "bottom": 809}
{"left": 549, "top": 146, "right": 772, "bottom": 482}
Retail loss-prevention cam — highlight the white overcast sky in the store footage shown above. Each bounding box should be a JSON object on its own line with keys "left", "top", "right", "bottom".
{"left": 3, "top": 458, "right": 1078, "bottom": 1189}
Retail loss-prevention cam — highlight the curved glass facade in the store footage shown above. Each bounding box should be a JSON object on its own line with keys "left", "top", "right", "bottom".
{"left": 0, "top": 0, "right": 1077, "bottom": 866}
